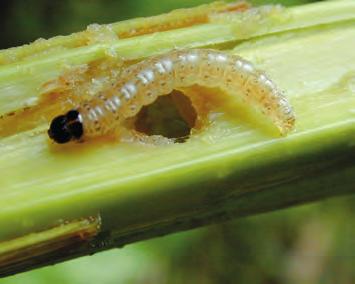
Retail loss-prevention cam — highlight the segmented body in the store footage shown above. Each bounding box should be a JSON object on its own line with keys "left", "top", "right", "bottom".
{"left": 78, "top": 49, "right": 295, "bottom": 138}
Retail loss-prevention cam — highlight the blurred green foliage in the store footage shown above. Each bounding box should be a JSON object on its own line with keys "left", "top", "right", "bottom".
{"left": 2, "top": 1, "right": 353, "bottom": 284}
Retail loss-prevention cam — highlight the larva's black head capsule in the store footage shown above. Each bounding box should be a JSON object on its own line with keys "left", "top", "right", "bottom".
{"left": 48, "top": 110, "right": 83, "bottom": 144}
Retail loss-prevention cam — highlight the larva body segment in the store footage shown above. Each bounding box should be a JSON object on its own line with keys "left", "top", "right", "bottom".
{"left": 48, "top": 49, "right": 295, "bottom": 144}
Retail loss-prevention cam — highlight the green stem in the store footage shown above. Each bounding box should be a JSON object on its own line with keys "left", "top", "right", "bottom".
{"left": 0, "top": 0, "right": 354, "bottom": 277}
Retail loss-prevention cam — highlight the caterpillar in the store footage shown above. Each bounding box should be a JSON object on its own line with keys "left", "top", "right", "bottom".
{"left": 48, "top": 49, "right": 295, "bottom": 144}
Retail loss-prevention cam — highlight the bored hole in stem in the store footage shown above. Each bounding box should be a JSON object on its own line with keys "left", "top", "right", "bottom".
{"left": 134, "top": 90, "right": 197, "bottom": 143}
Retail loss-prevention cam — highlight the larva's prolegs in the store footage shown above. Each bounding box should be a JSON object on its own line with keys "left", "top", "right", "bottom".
{"left": 48, "top": 49, "right": 295, "bottom": 144}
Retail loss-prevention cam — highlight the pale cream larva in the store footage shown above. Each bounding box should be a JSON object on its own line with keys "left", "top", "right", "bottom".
{"left": 48, "top": 49, "right": 295, "bottom": 144}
